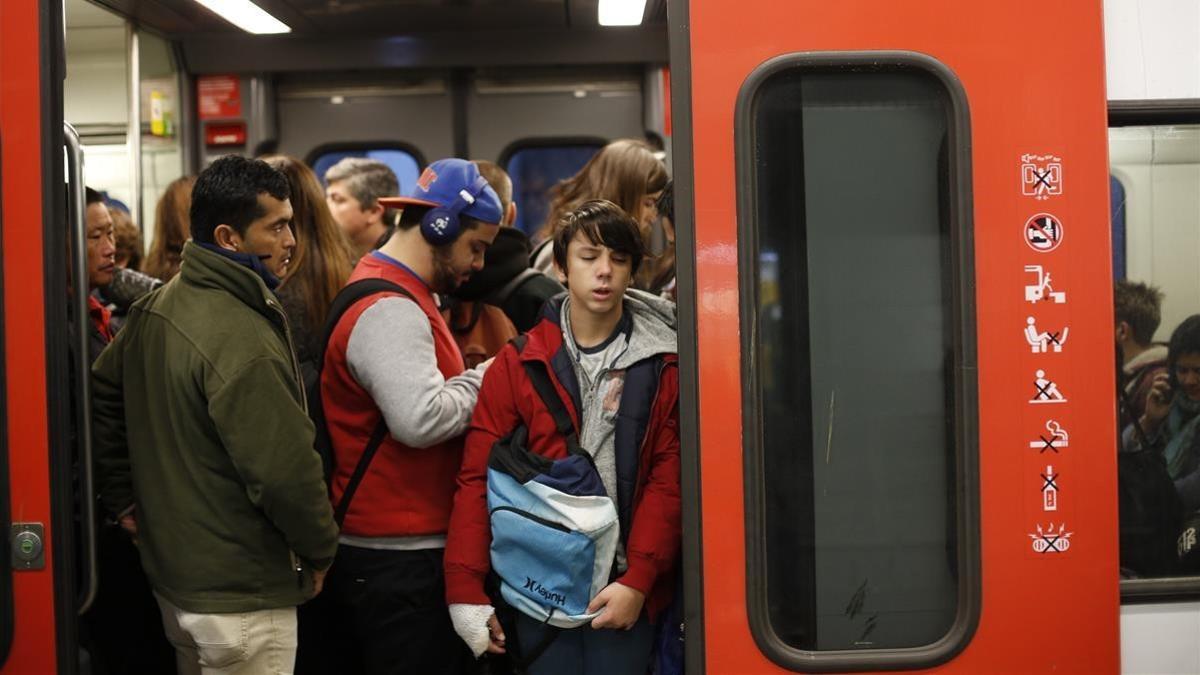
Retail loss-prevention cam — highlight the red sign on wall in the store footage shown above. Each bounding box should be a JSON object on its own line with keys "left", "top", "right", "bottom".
{"left": 205, "top": 122, "right": 247, "bottom": 147}
{"left": 197, "top": 75, "right": 241, "bottom": 120}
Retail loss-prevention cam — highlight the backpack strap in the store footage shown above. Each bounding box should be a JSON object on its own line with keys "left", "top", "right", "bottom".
{"left": 510, "top": 334, "right": 529, "bottom": 353}
{"left": 311, "top": 277, "right": 414, "bottom": 526}
{"left": 521, "top": 359, "right": 586, "bottom": 459}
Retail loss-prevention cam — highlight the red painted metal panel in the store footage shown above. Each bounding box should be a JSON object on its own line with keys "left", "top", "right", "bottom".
{"left": 0, "top": 0, "right": 60, "bottom": 671}
{"left": 686, "top": 1, "right": 1117, "bottom": 672}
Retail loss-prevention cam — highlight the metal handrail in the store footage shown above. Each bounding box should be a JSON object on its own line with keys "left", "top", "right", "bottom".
{"left": 64, "top": 122, "right": 98, "bottom": 614}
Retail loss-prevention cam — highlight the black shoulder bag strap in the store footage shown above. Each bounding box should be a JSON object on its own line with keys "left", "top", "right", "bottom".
{"left": 505, "top": 339, "right": 582, "bottom": 670}
{"left": 521, "top": 359, "right": 586, "bottom": 459}
{"left": 314, "top": 278, "right": 415, "bottom": 526}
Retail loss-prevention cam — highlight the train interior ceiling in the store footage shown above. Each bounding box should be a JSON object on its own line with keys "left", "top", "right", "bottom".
{"left": 68, "top": 0, "right": 671, "bottom": 237}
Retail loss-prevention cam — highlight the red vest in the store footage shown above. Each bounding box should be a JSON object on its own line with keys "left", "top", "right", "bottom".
{"left": 321, "top": 254, "right": 466, "bottom": 538}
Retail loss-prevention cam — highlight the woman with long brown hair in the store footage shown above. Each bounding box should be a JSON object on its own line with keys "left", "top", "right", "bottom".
{"left": 531, "top": 138, "right": 669, "bottom": 275}
{"left": 143, "top": 175, "right": 195, "bottom": 281}
{"left": 261, "top": 155, "right": 355, "bottom": 372}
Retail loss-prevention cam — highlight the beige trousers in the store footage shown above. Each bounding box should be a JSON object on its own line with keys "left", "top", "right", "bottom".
{"left": 155, "top": 594, "right": 298, "bottom": 675}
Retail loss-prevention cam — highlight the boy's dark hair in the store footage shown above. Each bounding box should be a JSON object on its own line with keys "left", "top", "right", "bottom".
{"left": 1115, "top": 280, "right": 1164, "bottom": 346}
{"left": 552, "top": 199, "right": 646, "bottom": 276}
{"left": 85, "top": 187, "right": 103, "bottom": 206}
{"left": 189, "top": 155, "right": 290, "bottom": 244}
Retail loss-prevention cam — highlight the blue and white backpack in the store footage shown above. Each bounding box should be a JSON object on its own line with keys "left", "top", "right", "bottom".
{"left": 487, "top": 355, "right": 619, "bottom": 629}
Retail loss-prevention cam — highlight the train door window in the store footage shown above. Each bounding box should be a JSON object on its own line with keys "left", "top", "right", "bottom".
{"left": 500, "top": 139, "right": 605, "bottom": 236}
{"left": 1109, "top": 108, "right": 1200, "bottom": 597}
{"left": 138, "top": 29, "right": 185, "bottom": 233}
{"left": 738, "top": 54, "right": 978, "bottom": 670}
{"left": 307, "top": 144, "right": 425, "bottom": 197}
{"left": 64, "top": 0, "right": 133, "bottom": 207}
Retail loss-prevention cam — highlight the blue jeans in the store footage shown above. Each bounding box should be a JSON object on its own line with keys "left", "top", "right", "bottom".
{"left": 513, "top": 612, "right": 654, "bottom": 675}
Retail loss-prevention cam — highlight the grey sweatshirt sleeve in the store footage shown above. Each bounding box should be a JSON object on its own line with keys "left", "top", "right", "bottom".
{"left": 346, "top": 296, "right": 485, "bottom": 448}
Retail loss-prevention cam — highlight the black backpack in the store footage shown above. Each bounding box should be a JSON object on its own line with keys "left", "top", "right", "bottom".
{"left": 308, "top": 278, "right": 414, "bottom": 526}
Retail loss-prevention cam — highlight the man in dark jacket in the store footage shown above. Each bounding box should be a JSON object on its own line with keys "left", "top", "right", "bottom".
{"left": 92, "top": 156, "right": 338, "bottom": 674}
{"left": 444, "top": 200, "right": 681, "bottom": 674}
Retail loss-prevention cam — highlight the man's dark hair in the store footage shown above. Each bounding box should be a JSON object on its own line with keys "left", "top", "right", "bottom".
{"left": 552, "top": 199, "right": 646, "bottom": 276}
{"left": 1115, "top": 280, "right": 1164, "bottom": 346}
{"left": 85, "top": 187, "right": 103, "bottom": 206}
{"left": 189, "top": 155, "right": 290, "bottom": 244}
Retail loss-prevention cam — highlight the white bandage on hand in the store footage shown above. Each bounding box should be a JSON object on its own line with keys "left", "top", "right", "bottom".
{"left": 448, "top": 603, "right": 496, "bottom": 658}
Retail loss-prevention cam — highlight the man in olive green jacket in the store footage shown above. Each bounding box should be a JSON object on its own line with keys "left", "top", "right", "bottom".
{"left": 92, "top": 156, "right": 338, "bottom": 675}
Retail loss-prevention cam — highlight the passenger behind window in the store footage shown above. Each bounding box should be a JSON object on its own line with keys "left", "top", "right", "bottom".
{"left": 1132, "top": 316, "right": 1200, "bottom": 510}
{"left": 143, "top": 175, "right": 195, "bottom": 282}
{"left": 323, "top": 157, "right": 399, "bottom": 259}
{"left": 1117, "top": 280, "right": 1168, "bottom": 428}
{"left": 262, "top": 155, "right": 355, "bottom": 380}
{"left": 441, "top": 160, "right": 567, "bottom": 366}
{"left": 531, "top": 139, "right": 668, "bottom": 276}
{"left": 1119, "top": 315, "right": 1200, "bottom": 576}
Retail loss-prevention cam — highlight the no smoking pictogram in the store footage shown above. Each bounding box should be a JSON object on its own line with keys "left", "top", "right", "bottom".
{"left": 1024, "top": 213, "right": 1063, "bottom": 252}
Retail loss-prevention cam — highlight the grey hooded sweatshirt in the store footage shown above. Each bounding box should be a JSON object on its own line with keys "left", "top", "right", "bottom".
{"left": 559, "top": 288, "right": 677, "bottom": 570}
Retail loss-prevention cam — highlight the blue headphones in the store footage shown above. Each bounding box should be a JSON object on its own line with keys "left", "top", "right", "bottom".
{"left": 419, "top": 175, "right": 491, "bottom": 246}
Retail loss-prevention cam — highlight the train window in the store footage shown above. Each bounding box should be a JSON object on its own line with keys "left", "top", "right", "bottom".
{"left": 499, "top": 138, "right": 605, "bottom": 236}
{"left": 1109, "top": 113, "right": 1200, "bottom": 599}
{"left": 738, "top": 53, "right": 978, "bottom": 670}
{"left": 306, "top": 143, "right": 426, "bottom": 196}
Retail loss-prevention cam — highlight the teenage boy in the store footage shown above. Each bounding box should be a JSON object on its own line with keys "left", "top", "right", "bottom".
{"left": 315, "top": 158, "right": 501, "bottom": 674}
{"left": 91, "top": 155, "right": 339, "bottom": 674}
{"left": 444, "top": 199, "right": 681, "bottom": 673}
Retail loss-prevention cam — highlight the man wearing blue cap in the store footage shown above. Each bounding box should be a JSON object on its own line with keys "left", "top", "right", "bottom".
{"left": 310, "top": 159, "right": 502, "bottom": 674}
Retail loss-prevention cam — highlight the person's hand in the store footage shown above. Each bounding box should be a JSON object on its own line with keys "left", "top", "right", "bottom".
{"left": 118, "top": 512, "right": 137, "bottom": 537}
{"left": 449, "top": 604, "right": 500, "bottom": 657}
{"left": 587, "top": 582, "right": 645, "bottom": 630}
{"left": 1143, "top": 372, "right": 1173, "bottom": 431}
{"left": 485, "top": 612, "right": 507, "bottom": 654}
{"left": 311, "top": 568, "right": 328, "bottom": 598}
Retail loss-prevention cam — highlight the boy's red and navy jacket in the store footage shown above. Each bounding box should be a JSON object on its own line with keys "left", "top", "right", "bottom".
{"left": 444, "top": 296, "right": 682, "bottom": 618}
{"left": 321, "top": 254, "right": 467, "bottom": 537}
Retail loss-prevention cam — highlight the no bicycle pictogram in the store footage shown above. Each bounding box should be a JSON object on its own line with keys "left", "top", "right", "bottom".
{"left": 1025, "top": 213, "right": 1064, "bottom": 252}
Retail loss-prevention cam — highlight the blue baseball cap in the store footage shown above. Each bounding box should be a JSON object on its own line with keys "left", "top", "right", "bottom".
{"left": 378, "top": 158, "right": 503, "bottom": 226}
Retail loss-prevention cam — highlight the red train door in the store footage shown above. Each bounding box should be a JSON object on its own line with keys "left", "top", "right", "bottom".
{"left": 1, "top": 0, "right": 71, "bottom": 671}
{"left": 671, "top": 0, "right": 1118, "bottom": 672}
